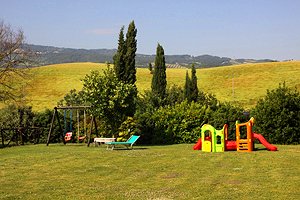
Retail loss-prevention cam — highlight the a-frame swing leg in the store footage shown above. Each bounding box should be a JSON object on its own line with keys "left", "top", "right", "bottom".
{"left": 47, "top": 108, "right": 56, "bottom": 146}
{"left": 94, "top": 117, "right": 99, "bottom": 137}
{"left": 87, "top": 116, "right": 98, "bottom": 147}
{"left": 47, "top": 108, "right": 65, "bottom": 146}
{"left": 56, "top": 108, "right": 65, "bottom": 144}
{"left": 87, "top": 115, "right": 94, "bottom": 147}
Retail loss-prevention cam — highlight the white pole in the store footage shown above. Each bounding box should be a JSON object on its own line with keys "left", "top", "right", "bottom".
{"left": 77, "top": 109, "right": 79, "bottom": 143}
{"left": 232, "top": 73, "right": 235, "bottom": 101}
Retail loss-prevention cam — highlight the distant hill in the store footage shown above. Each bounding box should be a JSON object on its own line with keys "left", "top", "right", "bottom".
{"left": 24, "top": 61, "right": 300, "bottom": 111}
{"left": 25, "top": 44, "right": 277, "bottom": 68}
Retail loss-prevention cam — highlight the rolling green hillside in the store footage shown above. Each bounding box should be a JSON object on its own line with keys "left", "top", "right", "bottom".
{"left": 24, "top": 61, "right": 300, "bottom": 111}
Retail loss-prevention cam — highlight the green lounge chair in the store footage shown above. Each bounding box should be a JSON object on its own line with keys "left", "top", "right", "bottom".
{"left": 106, "top": 135, "right": 140, "bottom": 150}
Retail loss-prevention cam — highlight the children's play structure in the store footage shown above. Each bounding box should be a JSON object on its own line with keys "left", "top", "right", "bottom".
{"left": 193, "top": 117, "right": 277, "bottom": 152}
{"left": 46, "top": 106, "right": 98, "bottom": 146}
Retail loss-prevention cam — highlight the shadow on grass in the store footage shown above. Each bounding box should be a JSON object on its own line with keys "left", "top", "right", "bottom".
{"left": 107, "top": 147, "right": 149, "bottom": 151}
{"left": 254, "top": 147, "right": 268, "bottom": 151}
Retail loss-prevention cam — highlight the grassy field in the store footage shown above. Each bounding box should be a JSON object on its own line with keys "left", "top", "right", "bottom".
{"left": 23, "top": 61, "right": 300, "bottom": 111}
{"left": 0, "top": 144, "right": 299, "bottom": 199}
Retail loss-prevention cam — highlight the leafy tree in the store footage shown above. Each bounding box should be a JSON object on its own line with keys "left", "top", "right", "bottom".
{"left": 165, "top": 85, "right": 184, "bottom": 106}
{"left": 190, "top": 64, "right": 199, "bottom": 102}
{"left": 81, "top": 67, "right": 137, "bottom": 136}
{"left": 0, "top": 20, "right": 35, "bottom": 103}
{"left": 151, "top": 43, "right": 167, "bottom": 101}
{"left": 57, "top": 89, "right": 85, "bottom": 106}
{"left": 0, "top": 105, "right": 19, "bottom": 129}
{"left": 252, "top": 82, "right": 300, "bottom": 144}
{"left": 113, "top": 26, "right": 126, "bottom": 82}
{"left": 124, "top": 21, "right": 137, "bottom": 85}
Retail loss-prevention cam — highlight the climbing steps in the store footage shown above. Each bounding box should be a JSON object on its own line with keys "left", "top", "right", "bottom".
{"left": 237, "top": 139, "right": 252, "bottom": 152}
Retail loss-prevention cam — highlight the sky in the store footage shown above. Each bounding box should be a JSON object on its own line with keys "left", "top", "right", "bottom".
{"left": 1, "top": 0, "right": 300, "bottom": 60}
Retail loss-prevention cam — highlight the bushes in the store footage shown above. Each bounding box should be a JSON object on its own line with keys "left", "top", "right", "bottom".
{"left": 135, "top": 99, "right": 247, "bottom": 145}
{"left": 208, "top": 102, "right": 247, "bottom": 140}
{"left": 0, "top": 105, "right": 50, "bottom": 145}
{"left": 2, "top": 79, "right": 298, "bottom": 146}
{"left": 136, "top": 101, "right": 209, "bottom": 144}
{"left": 32, "top": 109, "right": 57, "bottom": 143}
{"left": 251, "top": 83, "right": 300, "bottom": 144}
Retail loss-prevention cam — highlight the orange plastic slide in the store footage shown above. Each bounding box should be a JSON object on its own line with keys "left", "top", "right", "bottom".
{"left": 253, "top": 133, "right": 277, "bottom": 151}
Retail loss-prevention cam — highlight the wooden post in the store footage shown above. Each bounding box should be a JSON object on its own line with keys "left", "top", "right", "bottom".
{"left": 87, "top": 115, "right": 93, "bottom": 147}
{"left": 94, "top": 117, "right": 98, "bottom": 137}
{"left": 56, "top": 109, "right": 65, "bottom": 145}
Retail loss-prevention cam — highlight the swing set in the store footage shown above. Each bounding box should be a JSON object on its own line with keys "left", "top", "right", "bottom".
{"left": 46, "top": 106, "right": 98, "bottom": 146}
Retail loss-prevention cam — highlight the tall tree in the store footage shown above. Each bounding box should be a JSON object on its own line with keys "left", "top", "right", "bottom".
{"left": 151, "top": 43, "right": 167, "bottom": 99}
{"left": 113, "top": 26, "right": 126, "bottom": 81}
{"left": 148, "top": 62, "right": 153, "bottom": 74}
{"left": 190, "top": 64, "right": 199, "bottom": 102}
{"left": 184, "top": 70, "right": 191, "bottom": 101}
{"left": 81, "top": 68, "right": 137, "bottom": 136}
{"left": 0, "top": 20, "right": 34, "bottom": 103}
{"left": 124, "top": 21, "right": 137, "bottom": 85}
{"left": 113, "top": 22, "right": 137, "bottom": 116}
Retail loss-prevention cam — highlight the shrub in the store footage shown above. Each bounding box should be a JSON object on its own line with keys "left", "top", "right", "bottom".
{"left": 208, "top": 102, "right": 247, "bottom": 140}
{"left": 0, "top": 105, "right": 43, "bottom": 145}
{"left": 136, "top": 101, "right": 211, "bottom": 144}
{"left": 117, "top": 117, "right": 137, "bottom": 142}
{"left": 33, "top": 109, "right": 57, "bottom": 143}
{"left": 251, "top": 82, "right": 300, "bottom": 144}
{"left": 135, "top": 88, "right": 249, "bottom": 145}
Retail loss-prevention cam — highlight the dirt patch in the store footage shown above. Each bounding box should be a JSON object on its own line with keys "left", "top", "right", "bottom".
{"left": 161, "top": 172, "right": 181, "bottom": 179}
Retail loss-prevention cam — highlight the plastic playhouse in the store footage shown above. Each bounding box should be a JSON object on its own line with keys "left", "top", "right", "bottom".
{"left": 193, "top": 117, "right": 277, "bottom": 152}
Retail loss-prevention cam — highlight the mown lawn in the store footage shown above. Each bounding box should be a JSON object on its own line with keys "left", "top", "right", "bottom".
{"left": 1, "top": 144, "right": 299, "bottom": 199}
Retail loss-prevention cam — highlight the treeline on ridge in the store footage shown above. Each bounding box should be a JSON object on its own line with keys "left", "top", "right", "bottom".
{"left": 25, "top": 44, "right": 276, "bottom": 68}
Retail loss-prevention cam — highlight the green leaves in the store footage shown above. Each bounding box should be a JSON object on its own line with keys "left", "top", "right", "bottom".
{"left": 184, "top": 64, "right": 198, "bottom": 102}
{"left": 151, "top": 43, "right": 167, "bottom": 103}
{"left": 114, "top": 21, "right": 137, "bottom": 85}
{"left": 81, "top": 67, "right": 137, "bottom": 135}
{"left": 252, "top": 82, "right": 300, "bottom": 144}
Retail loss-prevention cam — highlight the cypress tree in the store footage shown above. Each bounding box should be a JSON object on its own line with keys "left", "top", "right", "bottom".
{"left": 113, "top": 26, "right": 126, "bottom": 81}
{"left": 113, "top": 21, "right": 137, "bottom": 117}
{"left": 184, "top": 70, "right": 191, "bottom": 101}
{"left": 190, "top": 64, "right": 199, "bottom": 102}
{"left": 148, "top": 62, "right": 153, "bottom": 74}
{"left": 124, "top": 21, "right": 137, "bottom": 85}
{"left": 151, "top": 43, "right": 167, "bottom": 99}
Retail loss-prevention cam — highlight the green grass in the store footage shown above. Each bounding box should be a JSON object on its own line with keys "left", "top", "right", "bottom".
{"left": 25, "top": 62, "right": 107, "bottom": 111}
{"left": 0, "top": 144, "right": 299, "bottom": 199}
{"left": 23, "top": 61, "right": 300, "bottom": 111}
{"left": 198, "top": 61, "right": 300, "bottom": 109}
